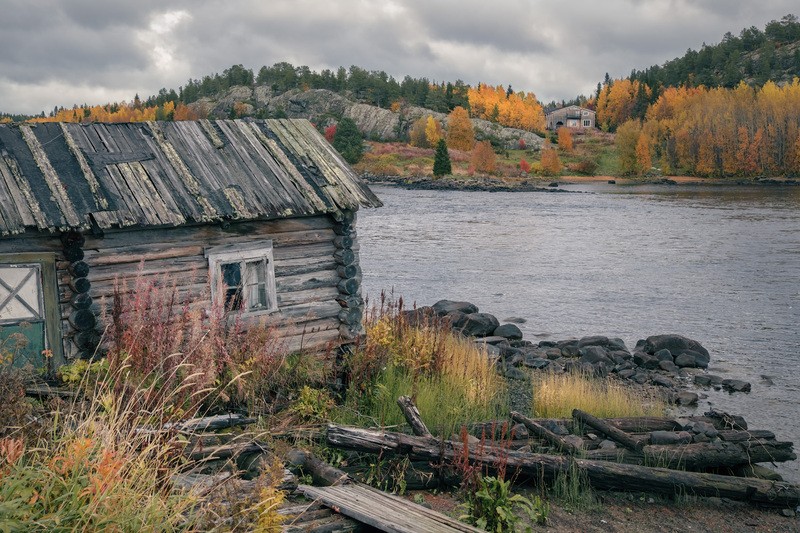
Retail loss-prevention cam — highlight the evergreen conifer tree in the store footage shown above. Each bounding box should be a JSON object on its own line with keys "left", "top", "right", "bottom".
{"left": 433, "top": 139, "right": 452, "bottom": 177}
{"left": 332, "top": 117, "right": 364, "bottom": 164}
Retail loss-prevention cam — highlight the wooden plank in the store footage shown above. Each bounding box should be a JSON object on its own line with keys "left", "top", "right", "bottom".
{"left": 146, "top": 122, "right": 218, "bottom": 221}
{"left": 129, "top": 162, "right": 185, "bottom": 226}
{"left": 1, "top": 152, "right": 52, "bottom": 231}
{"left": 60, "top": 123, "right": 109, "bottom": 210}
{"left": 19, "top": 124, "right": 82, "bottom": 227}
{"left": 248, "top": 122, "right": 332, "bottom": 213}
{"left": 299, "top": 484, "right": 482, "bottom": 533}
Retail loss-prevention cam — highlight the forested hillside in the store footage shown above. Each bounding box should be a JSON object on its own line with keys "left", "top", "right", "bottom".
{"left": 595, "top": 14, "right": 800, "bottom": 132}
{"left": 5, "top": 63, "right": 544, "bottom": 134}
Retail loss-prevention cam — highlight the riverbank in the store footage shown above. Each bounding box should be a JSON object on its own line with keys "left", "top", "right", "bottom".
{"left": 361, "top": 172, "right": 800, "bottom": 191}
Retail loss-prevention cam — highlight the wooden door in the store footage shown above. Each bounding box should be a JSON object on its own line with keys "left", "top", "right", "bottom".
{"left": 0, "top": 254, "right": 62, "bottom": 372}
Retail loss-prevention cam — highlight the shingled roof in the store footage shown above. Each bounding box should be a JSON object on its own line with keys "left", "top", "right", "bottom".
{"left": 0, "top": 119, "right": 382, "bottom": 235}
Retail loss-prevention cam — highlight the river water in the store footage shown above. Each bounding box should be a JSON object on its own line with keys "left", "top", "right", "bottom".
{"left": 357, "top": 183, "right": 800, "bottom": 482}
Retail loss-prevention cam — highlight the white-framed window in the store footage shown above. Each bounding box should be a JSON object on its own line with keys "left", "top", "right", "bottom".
{"left": 583, "top": 119, "right": 592, "bottom": 127}
{"left": 205, "top": 241, "right": 278, "bottom": 315}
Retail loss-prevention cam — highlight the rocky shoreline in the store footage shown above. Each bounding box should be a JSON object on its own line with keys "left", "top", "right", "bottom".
{"left": 403, "top": 299, "right": 753, "bottom": 410}
{"left": 362, "top": 173, "right": 800, "bottom": 192}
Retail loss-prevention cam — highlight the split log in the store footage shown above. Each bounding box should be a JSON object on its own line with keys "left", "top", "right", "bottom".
{"left": 397, "top": 396, "right": 432, "bottom": 438}
{"left": 584, "top": 440, "right": 796, "bottom": 469}
{"left": 573, "top": 409, "right": 643, "bottom": 451}
{"left": 326, "top": 424, "right": 800, "bottom": 508}
{"left": 170, "top": 413, "right": 257, "bottom": 432}
{"left": 471, "top": 416, "right": 681, "bottom": 438}
{"left": 511, "top": 411, "right": 579, "bottom": 455}
{"left": 286, "top": 449, "right": 351, "bottom": 486}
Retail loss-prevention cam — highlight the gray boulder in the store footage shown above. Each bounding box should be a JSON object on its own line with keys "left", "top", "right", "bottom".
{"left": 453, "top": 312, "right": 500, "bottom": 337}
{"left": 654, "top": 349, "right": 673, "bottom": 362}
{"left": 433, "top": 299, "right": 479, "bottom": 316}
{"left": 579, "top": 346, "right": 611, "bottom": 364}
{"left": 650, "top": 430, "right": 693, "bottom": 445}
{"left": 577, "top": 335, "right": 609, "bottom": 348}
{"left": 494, "top": 323, "right": 523, "bottom": 340}
{"left": 643, "top": 334, "right": 709, "bottom": 359}
{"left": 722, "top": 379, "right": 751, "bottom": 393}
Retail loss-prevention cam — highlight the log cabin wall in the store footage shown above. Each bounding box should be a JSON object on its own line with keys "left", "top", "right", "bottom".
{"left": 81, "top": 214, "right": 358, "bottom": 357}
{"left": 0, "top": 119, "right": 381, "bottom": 370}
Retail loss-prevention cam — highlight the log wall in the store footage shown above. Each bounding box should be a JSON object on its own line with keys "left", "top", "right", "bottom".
{"left": 0, "top": 213, "right": 362, "bottom": 363}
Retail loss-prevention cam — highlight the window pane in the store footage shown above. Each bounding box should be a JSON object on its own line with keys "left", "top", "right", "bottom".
{"left": 220, "top": 262, "right": 242, "bottom": 310}
{"left": 244, "top": 260, "right": 268, "bottom": 310}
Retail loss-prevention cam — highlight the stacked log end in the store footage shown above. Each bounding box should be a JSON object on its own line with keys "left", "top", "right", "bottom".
{"left": 333, "top": 210, "right": 364, "bottom": 342}
{"left": 61, "top": 231, "right": 98, "bottom": 360}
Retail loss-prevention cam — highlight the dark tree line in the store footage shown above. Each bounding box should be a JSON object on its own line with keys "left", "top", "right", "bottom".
{"left": 628, "top": 14, "right": 800, "bottom": 91}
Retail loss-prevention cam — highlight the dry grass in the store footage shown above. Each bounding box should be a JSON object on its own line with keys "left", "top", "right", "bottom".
{"left": 532, "top": 371, "right": 665, "bottom": 419}
{"left": 337, "top": 295, "right": 508, "bottom": 436}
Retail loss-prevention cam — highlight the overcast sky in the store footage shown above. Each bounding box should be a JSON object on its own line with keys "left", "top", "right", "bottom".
{"left": 1, "top": 1, "right": 797, "bottom": 115}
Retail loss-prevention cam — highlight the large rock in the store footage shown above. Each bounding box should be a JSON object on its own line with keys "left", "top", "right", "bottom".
{"left": 452, "top": 312, "right": 500, "bottom": 337}
{"left": 399, "top": 306, "right": 436, "bottom": 328}
{"left": 577, "top": 335, "right": 609, "bottom": 348}
{"left": 493, "top": 323, "right": 523, "bottom": 340}
{"left": 433, "top": 299, "right": 479, "bottom": 316}
{"left": 579, "top": 346, "right": 611, "bottom": 365}
{"left": 643, "top": 335, "right": 710, "bottom": 359}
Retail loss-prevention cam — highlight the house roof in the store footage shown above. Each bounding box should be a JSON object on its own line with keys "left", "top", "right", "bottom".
{"left": 545, "top": 106, "right": 595, "bottom": 118}
{"left": 0, "top": 119, "right": 382, "bottom": 235}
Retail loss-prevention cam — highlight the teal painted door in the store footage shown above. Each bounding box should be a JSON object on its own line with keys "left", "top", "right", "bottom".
{"left": 0, "top": 264, "right": 47, "bottom": 369}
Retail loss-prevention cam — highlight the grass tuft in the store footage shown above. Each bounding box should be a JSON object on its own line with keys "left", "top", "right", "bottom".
{"left": 532, "top": 370, "right": 665, "bottom": 419}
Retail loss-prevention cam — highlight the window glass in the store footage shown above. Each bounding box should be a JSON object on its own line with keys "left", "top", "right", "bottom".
{"left": 221, "top": 262, "right": 242, "bottom": 310}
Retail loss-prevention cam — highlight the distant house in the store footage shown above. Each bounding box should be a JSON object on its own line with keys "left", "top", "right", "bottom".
{"left": 545, "top": 106, "right": 596, "bottom": 130}
{"left": 0, "top": 119, "right": 381, "bottom": 373}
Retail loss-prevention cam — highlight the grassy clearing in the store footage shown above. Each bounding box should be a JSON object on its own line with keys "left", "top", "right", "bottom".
{"left": 532, "top": 370, "right": 666, "bottom": 419}
{"left": 335, "top": 296, "right": 508, "bottom": 437}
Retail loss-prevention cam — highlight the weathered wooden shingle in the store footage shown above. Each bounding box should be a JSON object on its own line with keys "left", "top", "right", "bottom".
{"left": 0, "top": 119, "right": 382, "bottom": 235}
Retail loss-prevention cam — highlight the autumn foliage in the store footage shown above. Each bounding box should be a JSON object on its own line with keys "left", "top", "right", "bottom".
{"left": 470, "top": 140, "right": 497, "bottom": 174}
{"left": 540, "top": 143, "right": 562, "bottom": 175}
{"left": 31, "top": 100, "right": 203, "bottom": 124}
{"left": 425, "top": 116, "right": 443, "bottom": 146}
{"left": 409, "top": 116, "right": 430, "bottom": 148}
{"left": 616, "top": 80, "right": 800, "bottom": 176}
{"left": 446, "top": 106, "right": 475, "bottom": 151}
{"left": 557, "top": 127, "right": 574, "bottom": 153}
{"left": 467, "top": 84, "right": 545, "bottom": 132}
{"left": 595, "top": 78, "right": 651, "bottom": 131}
{"left": 518, "top": 158, "right": 531, "bottom": 174}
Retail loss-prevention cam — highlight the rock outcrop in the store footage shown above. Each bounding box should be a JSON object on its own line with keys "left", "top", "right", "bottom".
{"left": 191, "top": 87, "right": 545, "bottom": 149}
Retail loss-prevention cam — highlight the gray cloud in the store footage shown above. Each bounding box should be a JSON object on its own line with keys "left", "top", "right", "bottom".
{"left": 0, "top": 0, "right": 797, "bottom": 114}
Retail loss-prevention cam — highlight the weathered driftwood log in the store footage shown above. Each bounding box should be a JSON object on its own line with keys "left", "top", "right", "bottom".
{"left": 398, "top": 396, "right": 433, "bottom": 438}
{"left": 326, "top": 424, "right": 800, "bottom": 508}
{"left": 286, "top": 449, "right": 351, "bottom": 486}
{"left": 471, "top": 416, "right": 681, "bottom": 438}
{"left": 511, "top": 411, "right": 580, "bottom": 455}
{"left": 187, "top": 441, "right": 267, "bottom": 462}
{"left": 170, "top": 413, "right": 257, "bottom": 432}
{"left": 584, "top": 440, "right": 796, "bottom": 469}
{"left": 573, "top": 409, "right": 643, "bottom": 451}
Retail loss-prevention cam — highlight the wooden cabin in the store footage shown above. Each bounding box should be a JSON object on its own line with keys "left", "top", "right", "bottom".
{"left": 0, "top": 119, "right": 381, "bottom": 373}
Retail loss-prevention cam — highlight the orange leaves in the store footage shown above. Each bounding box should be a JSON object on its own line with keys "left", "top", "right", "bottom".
{"left": 629, "top": 78, "right": 800, "bottom": 176}
{"left": 31, "top": 100, "right": 205, "bottom": 124}
{"left": 540, "top": 143, "right": 562, "bottom": 176}
{"left": 596, "top": 79, "right": 651, "bottom": 131}
{"left": 470, "top": 140, "right": 497, "bottom": 174}
{"left": 518, "top": 158, "right": 531, "bottom": 174}
{"left": 0, "top": 437, "right": 24, "bottom": 476}
{"left": 557, "top": 127, "right": 574, "bottom": 153}
{"left": 446, "top": 106, "right": 475, "bottom": 151}
{"left": 467, "top": 84, "right": 545, "bottom": 132}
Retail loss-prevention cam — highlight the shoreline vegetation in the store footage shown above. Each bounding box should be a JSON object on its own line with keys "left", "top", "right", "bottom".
{"left": 2, "top": 283, "right": 797, "bottom": 530}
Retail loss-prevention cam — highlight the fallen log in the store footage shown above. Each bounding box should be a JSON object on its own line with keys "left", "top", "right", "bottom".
{"left": 471, "top": 416, "right": 681, "bottom": 438}
{"left": 397, "top": 395, "right": 432, "bottom": 438}
{"left": 187, "top": 440, "right": 267, "bottom": 462}
{"left": 511, "top": 411, "right": 580, "bottom": 455}
{"left": 583, "top": 440, "right": 796, "bottom": 469}
{"left": 286, "top": 449, "right": 352, "bottom": 486}
{"left": 326, "top": 424, "right": 800, "bottom": 508}
{"left": 573, "top": 409, "right": 643, "bottom": 451}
